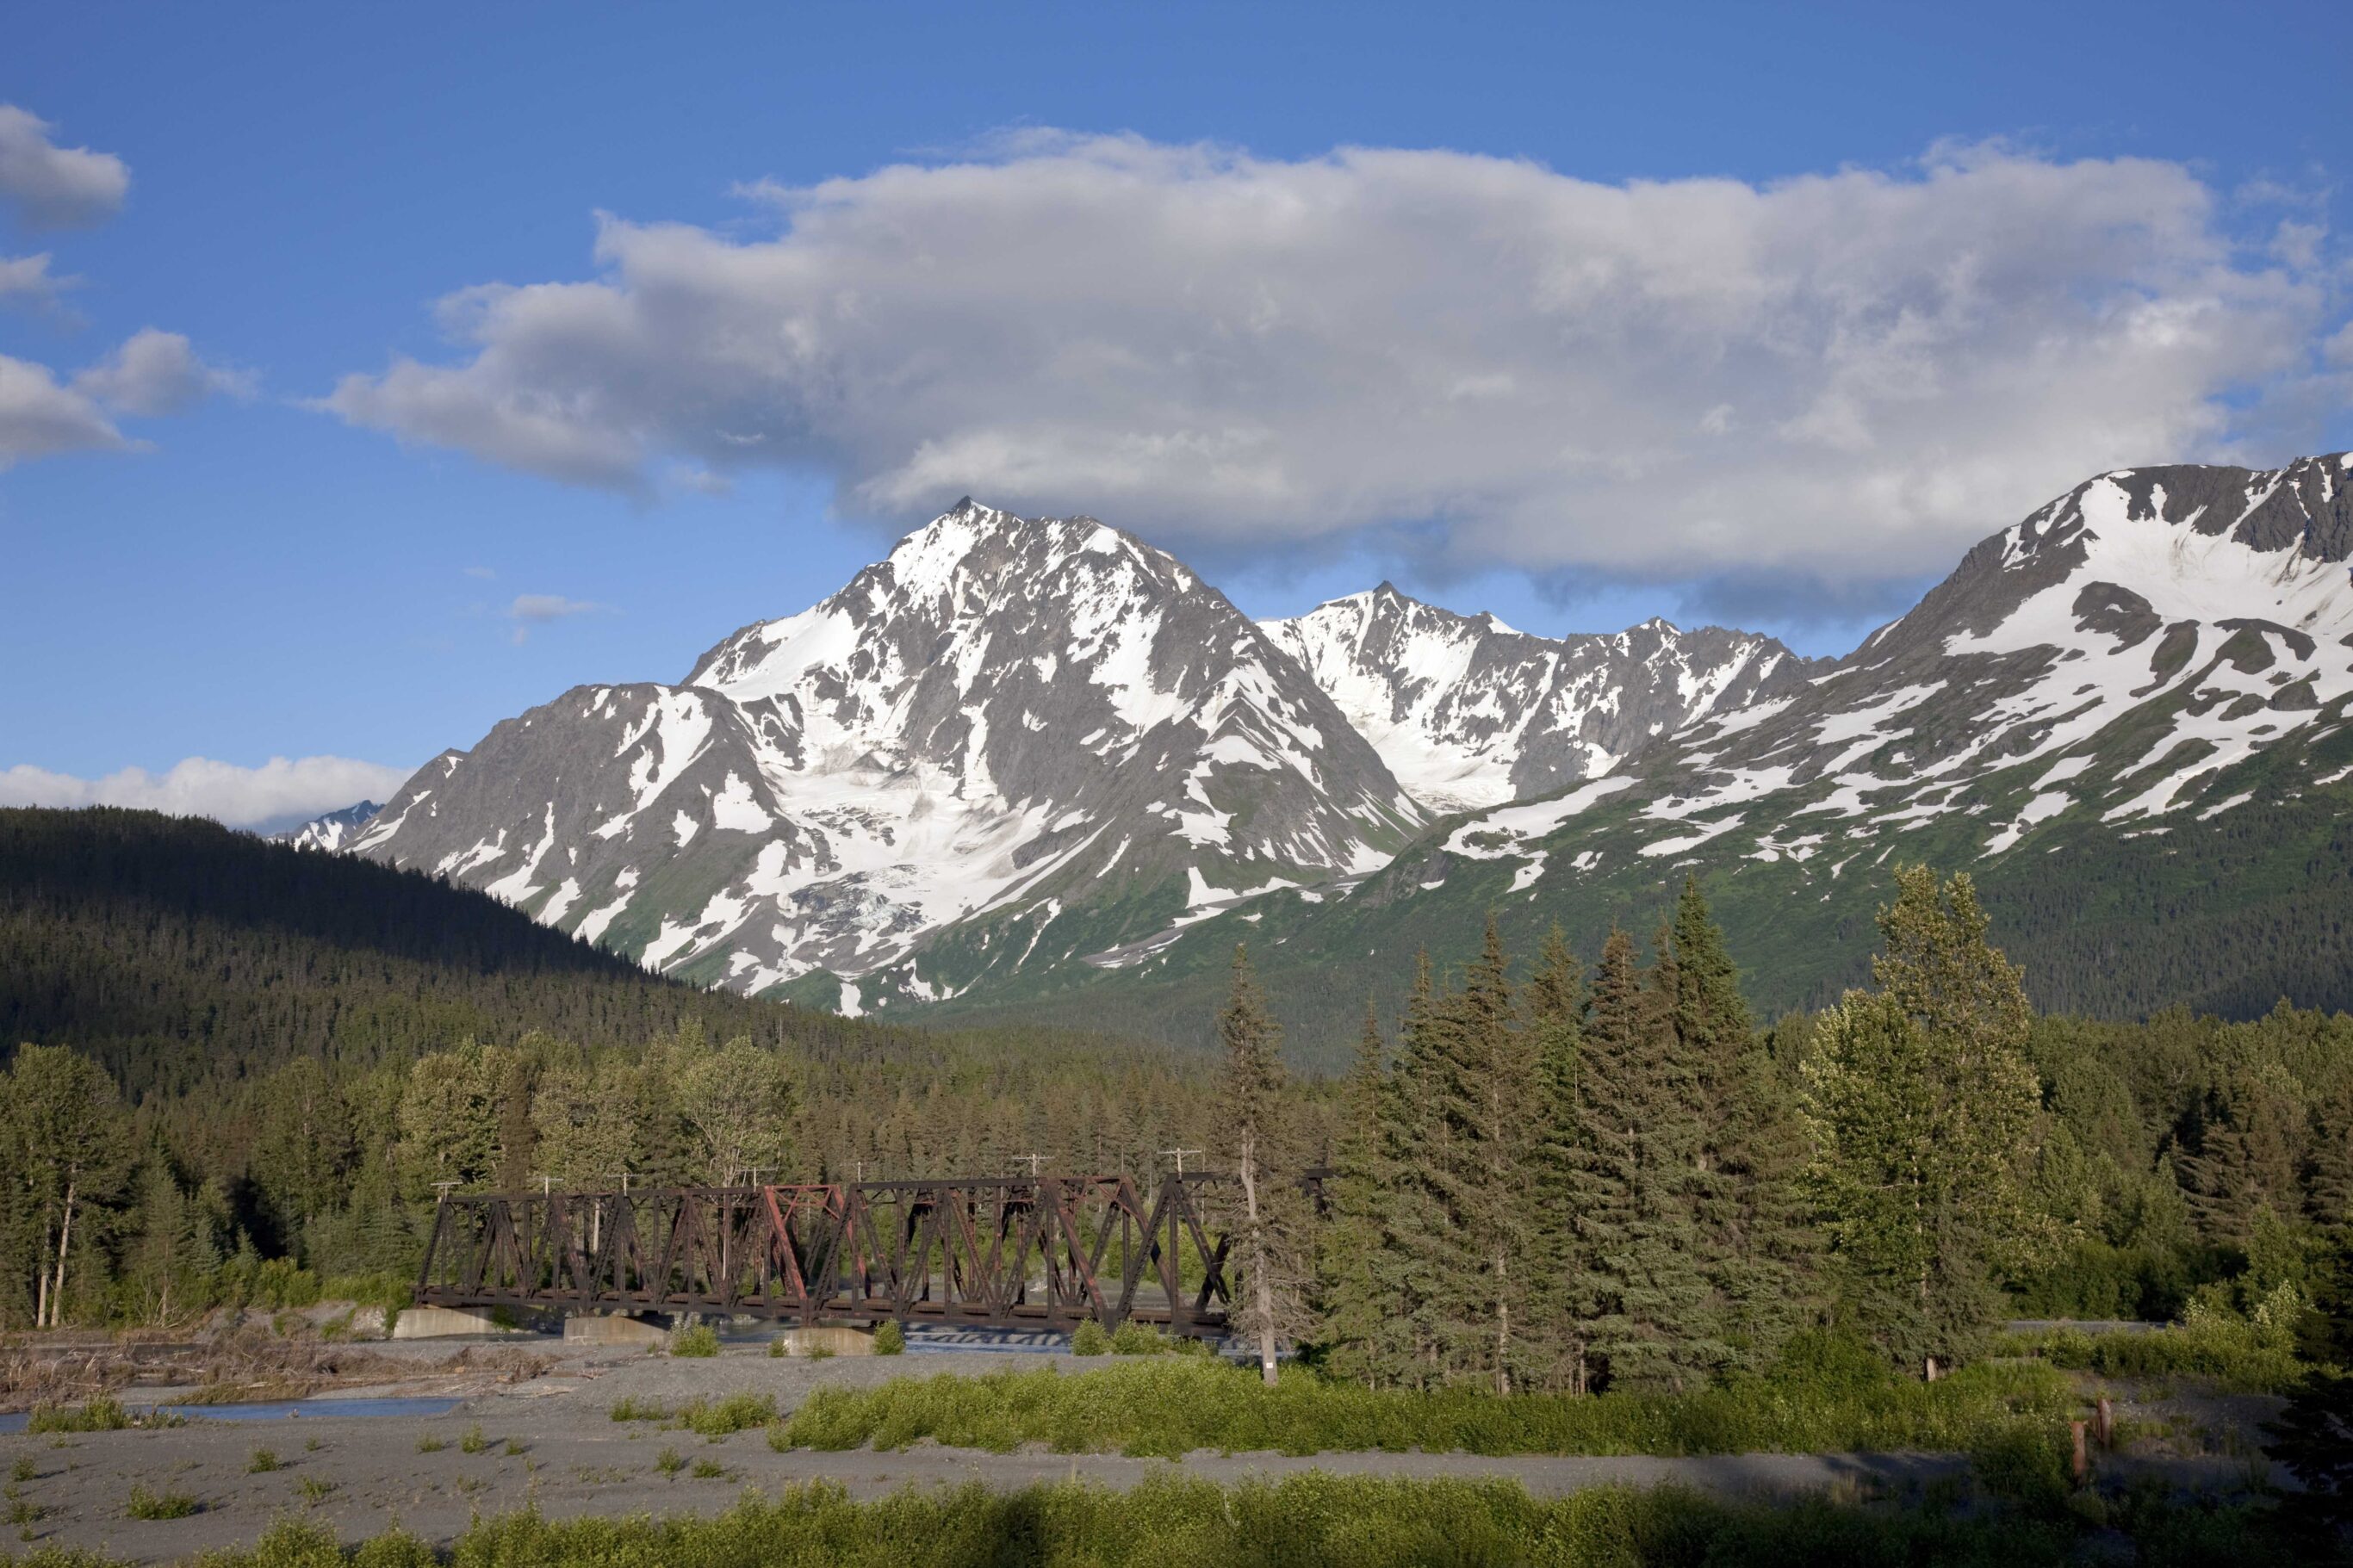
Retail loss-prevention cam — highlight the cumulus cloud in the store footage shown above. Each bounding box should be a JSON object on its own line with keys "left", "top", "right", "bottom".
{"left": 324, "top": 136, "right": 2347, "bottom": 592}
{"left": 0, "top": 104, "right": 129, "bottom": 229}
{"left": 72, "top": 327, "right": 250, "bottom": 415}
{"left": 0, "top": 755, "right": 413, "bottom": 831}
{"left": 0, "top": 251, "right": 73, "bottom": 310}
{"left": 0, "top": 351, "right": 127, "bottom": 467}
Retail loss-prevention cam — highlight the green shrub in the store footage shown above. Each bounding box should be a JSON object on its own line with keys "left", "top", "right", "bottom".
{"left": 768, "top": 1335, "right": 788, "bottom": 1358}
{"left": 245, "top": 1447, "right": 282, "bottom": 1474}
{"left": 458, "top": 1423, "right": 487, "bottom": 1454}
{"left": 805, "top": 1344, "right": 835, "bottom": 1361}
{"left": 125, "top": 1484, "right": 199, "bottom": 1520}
{"left": 23, "top": 1396, "right": 178, "bottom": 1433}
{"left": 415, "top": 1434, "right": 446, "bottom": 1453}
{"left": 655, "top": 1446, "right": 686, "bottom": 1478}
{"left": 773, "top": 1354, "right": 2075, "bottom": 1460}
{"left": 1995, "top": 1317, "right": 2306, "bottom": 1393}
{"left": 675, "top": 1391, "right": 777, "bottom": 1436}
{"left": 690, "top": 1458, "right": 729, "bottom": 1479}
{"left": 609, "top": 1396, "right": 672, "bottom": 1422}
{"left": 1970, "top": 1424, "right": 2072, "bottom": 1515}
{"left": 875, "top": 1320, "right": 905, "bottom": 1356}
{"left": 1109, "top": 1320, "right": 1170, "bottom": 1355}
{"left": 296, "top": 1476, "right": 337, "bottom": 1503}
{"left": 1071, "top": 1319, "right": 1110, "bottom": 1356}
{"left": 670, "top": 1323, "right": 721, "bottom": 1358}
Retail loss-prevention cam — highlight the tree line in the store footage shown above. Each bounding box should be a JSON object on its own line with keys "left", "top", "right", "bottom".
{"left": 10, "top": 820, "right": 2353, "bottom": 1395}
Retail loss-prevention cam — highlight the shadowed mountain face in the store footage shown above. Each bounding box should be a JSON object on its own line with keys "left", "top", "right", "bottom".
{"left": 351, "top": 456, "right": 2353, "bottom": 1034}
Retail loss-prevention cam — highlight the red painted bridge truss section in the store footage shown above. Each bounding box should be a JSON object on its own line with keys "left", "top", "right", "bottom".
{"left": 413, "top": 1174, "right": 1239, "bottom": 1334}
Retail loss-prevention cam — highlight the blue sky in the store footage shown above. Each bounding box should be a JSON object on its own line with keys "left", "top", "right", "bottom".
{"left": 3, "top": 1, "right": 2349, "bottom": 826}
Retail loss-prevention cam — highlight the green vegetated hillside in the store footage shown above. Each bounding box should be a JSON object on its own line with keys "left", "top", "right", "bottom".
{"left": 0, "top": 806, "right": 935, "bottom": 1095}
{"left": 914, "top": 716, "right": 2353, "bottom": 1067}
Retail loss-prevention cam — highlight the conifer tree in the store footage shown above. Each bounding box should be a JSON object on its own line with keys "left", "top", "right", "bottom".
{"left": 1381, "top": 951, "right": 1456, "bottom": 1387}
{"left": 1671, "top": 876, "right": 1808, "bottom": 1370}
{"left": 1316, "top": 1001, "right": 1399, "bottom": 1382}
{"left": 1216, "top": 945, "right": 1307, "bottom": 1385}
{"left": 1524, "top": 926, "right": 1588, "bottom": 1391}
{"left": 1573, "top": 927, "right": 1715, "bottom": 1391}
{"left": 1452, "top": 917, "right": 1537, "bottom": 1391}
{"left": 1804, "top": 866, "right": 2046, "bottom": 1373}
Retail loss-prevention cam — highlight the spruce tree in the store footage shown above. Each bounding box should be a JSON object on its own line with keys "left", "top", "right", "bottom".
{"left": 1382, "top": 951, "right": 1456, "bottom": 1387}
{"left": 1216, "top": 945, "right": 1307, "bottom": 1385}
{"left": 1804, "top": 866, "right": 2046, "bottom": 1373}
{"left": 1574, "top": 927, "right": 1715, "bottom": 1391}
{"left": 1452, "top": 916, "right": 1537, "bottom": 1392}
{"left": 1316, "top": 1001, "right": 1399, "bottom": 1382}
{"left": 1671, "top": 876, "right": 1807, "bottom": 1370}
{"left": 1524, "top": 926, "right": 1588, "bottom": 1392}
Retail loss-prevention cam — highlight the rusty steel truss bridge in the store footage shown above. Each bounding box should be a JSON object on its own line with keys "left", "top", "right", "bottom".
{"left": 413, "top": 1174, "right": 1239, "bottom": 1335}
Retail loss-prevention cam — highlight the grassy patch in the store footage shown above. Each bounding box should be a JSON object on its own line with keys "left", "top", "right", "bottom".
{"left": 26, "top": 1398, "right": 148, "bottom": 1433}
{"left": 675, "top": 1391, "right": 778, "bottom": 1436}
{"left": 37, "top": 1471, "right": 2294, "bottom": 1565}
{"left": 1992, "top": 1322, "right": 2306, "bottom": 1394}
{"left": 245, "top": 1447, "right": 282, "bottom": 1474}
{"left": 458, "top": 1423, "right": 488, "bottom": 1454}
{"left": 608, "top": 1396, "right": 671, "bottom": 1422}
{"left": 690, "top": 1458, "right": 730, "bottom": 1480}
{"left": 124, "top": 1484, "right": 199, "bottom": 1520}
{"left": 875, "top": 1320, "right": 905, "bottom": 1356}
{"left": 414, "top": 1434, "right": 446, "bottom": 1453}
{"left": 655, "top": 1446, "right": 686, "bottom": 1478}
{"left": 1071, "top": 1319, "right": 1109, "bottom": 1356}
{"left": 670, "top": 1323, "right": 722, "bottom": 1358}
{"left": 772, "top": 1354, "right": 2076, "bottom": 1460}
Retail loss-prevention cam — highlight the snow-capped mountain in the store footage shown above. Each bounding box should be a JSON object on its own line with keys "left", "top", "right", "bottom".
{"left": 277, "top": 801, "right": 381, "bottom": 852}
{"left": 345, "top": 456, "right": 2353, "bottom": 1032}
{"left": 1263, "top": 587, "right": 1816, "bottom": 814}
{"left": 1064, "top": 452, "right": 2353, "bottom": 1054}
{"left": 351, "top": 502, "right": 1422, "bottom": 1004}
{"left": 1416, "top": 453, "right": 2353, "bottom": 875}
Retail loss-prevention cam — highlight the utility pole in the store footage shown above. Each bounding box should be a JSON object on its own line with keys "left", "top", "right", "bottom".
{"left": 1015, "top": 1153, "right": 1045, "bottom": 1177}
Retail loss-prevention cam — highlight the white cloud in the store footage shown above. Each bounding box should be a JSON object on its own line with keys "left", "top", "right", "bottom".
{"left": 0, "top": 104, "right": 129, "bottom": 229}
{"left": 326, "top": 134, "right": 2346, "bottom": 594}
{"left": 73, "top": 327, "right": 249, "bottom": 416}
{"left": 0, "top": 252, "right": 73, "bottom": 310}
{"left": 0, "top": 351, "right": 127, "bottom": 467}
{"left": 0, "top": 755, "right": 413, "bottom": 830}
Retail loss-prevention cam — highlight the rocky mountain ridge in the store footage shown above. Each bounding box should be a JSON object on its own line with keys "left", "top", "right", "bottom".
{"left": 349, "top": 455, "right": 2353, "bottom": 1032}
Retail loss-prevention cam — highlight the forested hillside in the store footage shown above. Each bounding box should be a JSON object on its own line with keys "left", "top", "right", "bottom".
{"left": 0, "top": 808, "right": 1233, "bottom": 1329}
{"left": 0, "top": 807, "right": 903, "bottom": 1095}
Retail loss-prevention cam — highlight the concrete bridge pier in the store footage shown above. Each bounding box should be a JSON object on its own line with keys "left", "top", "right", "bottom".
{"left": 562, "top": 1312, "right": 672, "bottom": 1347}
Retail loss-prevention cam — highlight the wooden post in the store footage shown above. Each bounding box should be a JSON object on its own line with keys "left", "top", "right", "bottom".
{"left": 2070, "top": 1421, "right": 2089, "bottom": 1484}
{"left": 2095, "top": 1397, "right": 2114, "bottom": 1448}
